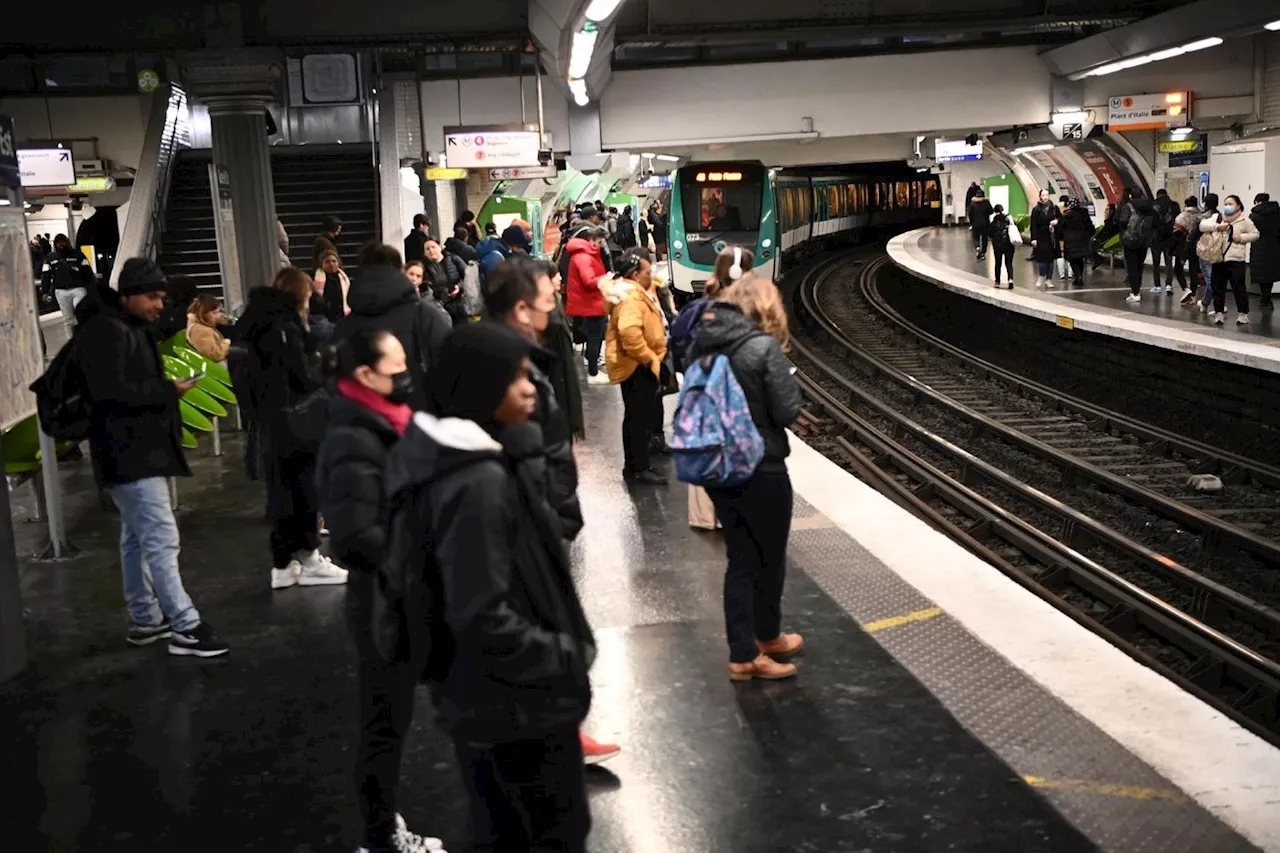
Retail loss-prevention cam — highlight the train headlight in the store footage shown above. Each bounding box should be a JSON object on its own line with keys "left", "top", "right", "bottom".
{"left": 761, "top": 238, "right": 772, "bottom": 248}
{"left": 673, "top": 240, "right": 683, "bottom": 250}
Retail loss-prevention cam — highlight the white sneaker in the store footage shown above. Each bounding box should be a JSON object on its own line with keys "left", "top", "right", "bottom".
{"left": 1046, "top": 279, "right": 1055, "bottom": 290}
{"left": 1214, "top": 312, "right": 1225, "bottom": 326}
{"left": 587, "top": 373, "right": 611, "bottom": 386}
{"left": 1125, "top": 293, "right": 1141, "bottom": 304}
{"left": 1035, "top": 276, "right": 1045, "bottom": 288}
{"left": 271, "top": 561, "right": 301, "bottom": 590}
{"left": 298, "top": 551, "right": 348, "bottom": 586}
{"left": 393, "top": 813, "right": 445, "bottom": 852}
{"left": 1165, "top": 284, "right": 1174, "bottom": 294}
{"left": 1237, "top": 313, "right": 1250, "bottom": 325}
{"left": 1199, "top": 303, "right": 1208, "bottom": 314}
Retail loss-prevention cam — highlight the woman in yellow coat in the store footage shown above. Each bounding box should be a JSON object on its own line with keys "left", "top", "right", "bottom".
{"left": 604, "top": 250, "right": 668, "bottom": 485}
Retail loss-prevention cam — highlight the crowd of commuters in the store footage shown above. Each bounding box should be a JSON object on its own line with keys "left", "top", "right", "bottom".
{"left": 971, "top": 183, "right": 1280, "bottom": 327}
{"left": 50, "top": 190, "right": 805, "bottom": 851}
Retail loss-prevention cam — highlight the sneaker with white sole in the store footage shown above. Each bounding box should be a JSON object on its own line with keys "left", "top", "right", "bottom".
{"left": 1125, "top": 293, "right": 1141, "bottom": 303}
{"left": 168, "top": 623, "right": 229, "bottom": 658}
{"left": 586, "top": 373, "right": 611, "bottom": 386}
{"left": 395, "top": 814, "right": 444, "bottom": 852}
{"left": 1180, "top": 290, "right": 1196, "bottom": 305}
{"left": 272, "top": 561, "right": 301, "bottom": 589}
{"left": 1199, "top": 303, "right": 1208, "bottom": 314}
{"left": 1151, "top": 284, "right": 1162, "bottom": 293}
{"left": 127, "top": 621, "right": 173, "bottom": 647}
{"left": 1165, "top": 284, "right": 1174, "bottom": 294}
{"left": 1046, "top": 279, "right": 1055, "bottom": 289}
{"left": 1237, "top": 313, "right": 1250, "bottom": 325}
{"left": 298, "top": 551, "right": 348, "bottom": 586}
{"left": 1214, "top": 312, "right": 1225, "bottom": 326}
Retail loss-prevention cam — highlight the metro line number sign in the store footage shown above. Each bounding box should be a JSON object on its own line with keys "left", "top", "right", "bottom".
{"left": 443, "top": 127, "right": 541, "bottom": 169}
{"left": 1107, "top": 92, "right": 1191, "bottom": 132}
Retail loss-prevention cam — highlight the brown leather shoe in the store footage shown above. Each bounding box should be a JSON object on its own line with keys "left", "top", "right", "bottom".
{"left": 728, "top": 654, "right": 798, "bottom": 682}
{"left": 757, "top": 633, "right": 804, "bottom": 658}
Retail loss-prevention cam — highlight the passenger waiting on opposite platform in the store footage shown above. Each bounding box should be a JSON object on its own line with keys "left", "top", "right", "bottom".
{"left": 1059, "top": 199, "right": 1094, "bottom": 284}
{"left": 381, "top": 322, "right": 595, "bottom": 853}
{"left": 1090, "top": 202, "right": 1118, "bottom": 271}
{"left": 1199, "top": 194, "right": 1259, "bottom": 327}
{"left": 314, "top": 328, "right": 446, "bottom": 853}
{"left": 1116, "top": 187, "right": 1157, "bottom": 303}
{"left": 1029, "top": 189, "right": 1059, "bottom": 288}
{"left": 687, "top": 274, "right": 803, "bottom": 681}
{"left": 604, "top": 251, "right": 669, "bottom": 486}
{"left": 239, "top": 268, "right": 349, "bottom": 591}
{"left": 1173, "top": 196, "right": 1203, "bottom": 304}
{"left": 966, "top": 189, "right": 993, "bottom": 261}
{"left": 333, "top": 243, "right": 450, "bottom": 412}
{"left": 1151, "top": 188, "right": 1182, "bottom": 294}
{"left": 1053, "top": 196, "right": 1071, "bottom": 284}
{"left": 1250, "top": 193, "right": 1280, "bottom": 312}
{"left": 1195, "top": 193, "right": 1221, "bottom": 313}
{"left": 987, "top": 205, "right": 1017, "bottom": 289}
{"left": 186, "top": 294, "right": 232, "bottom": 363}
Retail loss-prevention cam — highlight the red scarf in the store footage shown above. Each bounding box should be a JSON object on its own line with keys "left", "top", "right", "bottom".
{"left": 336, "top": 378, "right": 412, "bottom": 436}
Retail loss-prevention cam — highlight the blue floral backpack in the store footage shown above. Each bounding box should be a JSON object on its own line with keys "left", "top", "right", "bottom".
{"left": 670, "top": 337, "right": 765, "bottom": 488}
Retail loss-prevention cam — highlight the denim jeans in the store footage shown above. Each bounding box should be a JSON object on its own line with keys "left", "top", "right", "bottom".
{"left": 1199, "top": 258, "right": 1215, "bottom": 307}
{"left": 108, "top": 477, "right": 200, "bottom": 632}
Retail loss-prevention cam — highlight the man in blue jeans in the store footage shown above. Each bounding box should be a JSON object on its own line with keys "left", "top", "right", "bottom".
{"left": 77, "top": 258, "right": 228, "bottom": 658}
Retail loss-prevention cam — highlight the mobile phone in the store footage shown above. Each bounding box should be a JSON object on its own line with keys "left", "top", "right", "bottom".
{"left": 188, "top": 370, "right": 207, "bottom": 382}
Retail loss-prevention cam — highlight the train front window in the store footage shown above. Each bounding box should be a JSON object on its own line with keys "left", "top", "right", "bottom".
{"left": 681, "top": 172, "right": 762, "bottom": 232}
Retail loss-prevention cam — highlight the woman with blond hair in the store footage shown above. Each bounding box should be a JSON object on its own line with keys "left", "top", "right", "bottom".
{"left": 238, "top": 268, "right": 347, "bottom": 591}
{"left": 689, "top": 273, "right": 803, "bottom": 681}
{"left": 186, "top": 294, "right": 231, "bottom": 363}
{"left": 315, "top": 249, "right": 351, "bottom": 322}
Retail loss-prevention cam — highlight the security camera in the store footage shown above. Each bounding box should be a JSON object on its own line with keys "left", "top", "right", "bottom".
{"left": 907, "top": 157, "right": 936, "bottom": 170}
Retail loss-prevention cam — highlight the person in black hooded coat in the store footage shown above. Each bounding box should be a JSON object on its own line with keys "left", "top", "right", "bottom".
{"left": 1059, "top": 199, "right": 1095, "bottom": 281}
{"left": 1250, "top": 193, "right": 1280, "bottom": 310}
{"left": 379, "top": 322, "right": 594, "bottom": 853}
{"left": 333, "top": 243, "right": 451, "bottom": 411}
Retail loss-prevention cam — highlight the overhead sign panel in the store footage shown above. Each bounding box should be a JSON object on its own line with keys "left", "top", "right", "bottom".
{"left": 17, "top": 147, "right": 75, "bottom": 187}
{"left": 935, "top": 138, "right": 983, "bottom": 163}
{"left": 444, "top": 126, "right": 542, "bottom": 169}
{"left": 1107, "top": 92, "right": 1191, "bottom": 132}
{"left": 487, "top": 165, "right": 557, "bottom": 181}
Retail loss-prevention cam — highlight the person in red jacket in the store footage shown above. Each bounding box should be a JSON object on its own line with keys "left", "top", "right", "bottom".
{"left": 564, "top": 227, "right": 610, "bottom": 385}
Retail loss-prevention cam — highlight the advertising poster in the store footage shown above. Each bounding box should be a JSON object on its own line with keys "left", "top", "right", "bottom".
{"left": 1070, "top": 140, "right": 1127, "bottom": 205}
{"left": 1040, "top": 149, "right": 1089, "bottom": 207}
{"left": 0, "top": 214, "right": 42, "bottom": 430}
{"left": 1087, "top": 137, "right": 1152, "bottom": 198}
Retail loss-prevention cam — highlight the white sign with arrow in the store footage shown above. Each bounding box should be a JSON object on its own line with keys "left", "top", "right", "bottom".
{"left": 18, "top": 147, "right": 76, "bottom": 187}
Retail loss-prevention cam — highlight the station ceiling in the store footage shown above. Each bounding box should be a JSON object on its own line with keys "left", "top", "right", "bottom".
{"left": 0, "top": 0, "right": 1193, "bottom": 62}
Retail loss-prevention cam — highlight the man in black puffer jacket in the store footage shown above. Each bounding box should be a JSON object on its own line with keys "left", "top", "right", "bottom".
{"left": 1250, "top": 193, "right": 1280, "bottom": 311}
{"left": 333, "top": 243, "right": 450, "bottom": 410}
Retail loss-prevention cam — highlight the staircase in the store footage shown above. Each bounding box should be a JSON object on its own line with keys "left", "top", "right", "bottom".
{"left": 155, "top": 145, "right": 379, "bottom": 297}
{"left": 156, "top": 151, "right": 218, "bottom": 293}
{"left": 274, "top": 146, "right": 378, "bottom": 272}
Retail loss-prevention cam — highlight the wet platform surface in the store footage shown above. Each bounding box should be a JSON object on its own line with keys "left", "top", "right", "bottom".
{"left": 0, "top": 383, "right": 1265, "bottom": 851}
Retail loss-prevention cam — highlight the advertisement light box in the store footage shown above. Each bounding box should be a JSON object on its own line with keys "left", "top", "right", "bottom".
{"left": 936, "top": 138, "right": 984, "bottom": 163}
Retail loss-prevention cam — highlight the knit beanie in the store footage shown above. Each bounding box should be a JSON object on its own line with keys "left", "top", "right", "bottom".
{"left": 431, "top": 323, "right": 531, "bottom": 426}
{"left": 117, "top": 258, "right": 168, "bottom": 296}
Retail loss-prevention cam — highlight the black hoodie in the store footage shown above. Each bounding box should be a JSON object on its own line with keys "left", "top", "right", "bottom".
{"left": 236, "top": 286, "right": 321, "bottom": 439}
{"left": 332, "top": 265, "right": 450, "bottom": 411}
{"left": 689, "top": 302, "right": 803, "bottom": 474}
{"left": 75, "top": 284, "right": 190, "bottom": 485}
{"left": 1250, "top": 200, "right": 1280, "bottom": 285}
{"left": 378, "top": 412, "right": 594, "bottom": 742}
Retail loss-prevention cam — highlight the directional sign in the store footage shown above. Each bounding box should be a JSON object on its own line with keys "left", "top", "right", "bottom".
{"left": 444, "top": 128, "right": 541, "bottom": 169}
{"left": 17, "top": 147, "right": 75, "bottom": 187}
{"left": 425, "top": 167, "right": 468, "bottom": 181}
{"left": 487, "top": 165, "right": 557, "bottom": 181}
{"left": 1061, "top": 123, "right": 1084, "bottom": 141}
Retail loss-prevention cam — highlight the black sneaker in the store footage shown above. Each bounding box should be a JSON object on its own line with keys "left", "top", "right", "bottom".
{"left": 127, "top": 621, "right": 173, "bottom": 647}
{"left": 632, "top": 468, "right": 669, "bottom": 486}
{"left": 649, "top": 440, "right": 673, "bottom": 457}
{"left": 168, "top": 623, "right": 230, "bottom": 658}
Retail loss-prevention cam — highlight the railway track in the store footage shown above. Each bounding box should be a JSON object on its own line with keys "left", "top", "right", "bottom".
{"left": 787, "top": 250, "right": 1280, "bottom": 745}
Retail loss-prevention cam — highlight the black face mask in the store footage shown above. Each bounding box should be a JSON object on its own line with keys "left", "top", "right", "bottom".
{"left": 386, "top": 370, "right": 415, "bottom": 405}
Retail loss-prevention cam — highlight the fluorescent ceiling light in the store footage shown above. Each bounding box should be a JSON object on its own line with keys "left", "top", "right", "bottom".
{"left": 1181, "top": 37, "right": 1223, "bottom": 52}
{"left": 1117, "top": 55, "right": 1153, "bottom": 69}
{"left": 1170, "top": 126, "right": 1195, "bottom": 136}
{"left": 1052, "top": 111, "right": 1088, "bottom": 124}
{"left": 1266, "top": 20, "right": 1280, "bottom": 31}
{"left": 640, "top": 152, "right": 656, "bottom": 157}
{"left": 568, "top": 78, "right": 589, "bottom": 107}
{"left": 1089, "top": 61, "right": 1127, "bottom": 76}
{"left": 584, "top": 0, "right": 625, "bottom": 21}
{"left": 568, "top": 26, "right": 598, "bottom": 80}
{"left": 1146, "top": 46, "right": 1186, "bottom": 61}
{"left": 655, "top": 154, "right": 681, "bottom": 162}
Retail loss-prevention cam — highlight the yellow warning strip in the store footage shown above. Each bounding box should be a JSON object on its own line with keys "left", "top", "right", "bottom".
{"left": 1023, "top": 776, "right": 1189, "bottom": 803}
{"left": 862, "top": 606, "right": 944, "bottom": 633}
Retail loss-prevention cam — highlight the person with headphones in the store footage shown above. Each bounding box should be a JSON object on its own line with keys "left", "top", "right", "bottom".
{"left": 604, "top": 248, "right": 669, "bottom": 485}
{"left": 669, "top": 246, "right": 753, "bottom": 529}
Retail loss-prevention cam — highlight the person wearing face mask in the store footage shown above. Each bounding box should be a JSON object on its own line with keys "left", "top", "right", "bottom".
{"left": 380, "top": 323, "right": 595, "bottom": 853}
{"left": 1029, "top": 189, "right": 1059, "bottom": 288}
{"left": 1199, "top": 194, "right": 1260, "bottom": 326}
{"left": 315, "top": 329, "right": 446, "bottom": 853}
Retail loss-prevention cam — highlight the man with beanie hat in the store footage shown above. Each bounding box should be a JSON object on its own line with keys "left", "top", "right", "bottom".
{"left": 75, "top": 258, "right": 228, "bottom": 657}
{"left": 380, "top": 323, "right": 594, "bottom": 853}
{"left": 475, "top": 224, "right": 531, "bottom": 281}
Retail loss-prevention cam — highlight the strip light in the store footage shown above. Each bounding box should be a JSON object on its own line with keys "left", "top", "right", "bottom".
{"left": 568, "top": 78, "right": 589, "bottom": 107}
{"left": 1075, "top": 36, "right": 1223, "bottom": 79}
{"left": 584, "top": 0, "right": 625, "bottom": 21}
{"left": 1266, "top": 20, "right": 1280, "bottom": 31}
{"left": 568, "top": 24, "right": 598, "bottom": 80}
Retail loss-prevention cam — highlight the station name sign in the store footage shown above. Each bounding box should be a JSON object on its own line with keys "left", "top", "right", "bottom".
{"left": 444, "top": 125, "right": 542, "bottom": 169}
{"left": 1107, "top": 92, "right": 1191, "bottom": 132}
{"left": 425, "top": 167, "right": 468, "bottom": 181}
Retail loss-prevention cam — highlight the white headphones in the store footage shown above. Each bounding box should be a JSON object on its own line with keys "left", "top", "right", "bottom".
{"left": 728, "top": 246, "right": 743, "bottom": 281}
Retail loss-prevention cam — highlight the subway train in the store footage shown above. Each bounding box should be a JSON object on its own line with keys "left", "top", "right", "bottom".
{"left": 667, "top": 161, "right": 941, "bottom": 300}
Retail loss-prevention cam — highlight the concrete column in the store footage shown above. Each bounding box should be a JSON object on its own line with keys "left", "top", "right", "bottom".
{"left": 181, "top": 52, "right": 282, "bottom": 309}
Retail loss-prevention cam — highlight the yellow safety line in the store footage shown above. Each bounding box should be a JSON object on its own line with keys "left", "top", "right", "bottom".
{"left": 1023, "top": 776, "right": 1189, "bottom": 803}
{"left": 862, "top": 606, "right": 944, "bottom": 633}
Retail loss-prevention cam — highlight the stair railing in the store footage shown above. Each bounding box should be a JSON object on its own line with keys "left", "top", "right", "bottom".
{"left": 110, "top": 83, "right": 192, "bottom": 285}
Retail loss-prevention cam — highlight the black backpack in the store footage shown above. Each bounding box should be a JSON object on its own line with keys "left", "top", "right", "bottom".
{"left": 1122, "top": 204, "right": 1155, "bottom": 249}
{"left": 29, "top": 337, "right": 91, "bottom": 442}
{"left": 1155, "top": 199, "right": 1177, "bottom": 234}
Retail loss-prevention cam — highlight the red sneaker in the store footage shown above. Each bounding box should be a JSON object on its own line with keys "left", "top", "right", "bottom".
{"left": 580, "top": 731, "right": 621, "bottom": 765}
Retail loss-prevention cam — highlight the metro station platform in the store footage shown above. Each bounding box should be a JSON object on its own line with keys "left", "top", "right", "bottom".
{"left": 889, "top": 227, "right": 1280, "bottom": 376}
{"left": 3, "top": 385, "right": 1280, "bottom": 851}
